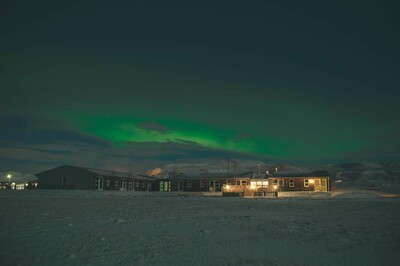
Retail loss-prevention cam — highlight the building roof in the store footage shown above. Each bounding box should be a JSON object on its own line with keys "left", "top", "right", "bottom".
{"left": 172, "top": 171, "right": 253, "bottom": 180}
{"left": 268, "top": 170, "right": 330, "bottom": 178}
{"left": 36, "top": 165, "right": 149, "bottom": 180}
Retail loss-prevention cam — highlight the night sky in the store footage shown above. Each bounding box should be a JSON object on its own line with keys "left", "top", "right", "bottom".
{"left": 1, "top": 0, "right": 399, "bottom": 173}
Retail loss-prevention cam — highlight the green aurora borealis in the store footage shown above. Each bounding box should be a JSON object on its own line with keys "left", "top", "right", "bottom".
{"left": 1, "top": 0, "right": 400, "bottom": 171}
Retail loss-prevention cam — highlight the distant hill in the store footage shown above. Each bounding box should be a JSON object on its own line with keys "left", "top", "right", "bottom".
{"left": 146, "top": 160, "right": 314, "bottom": 178}
{"left": 325, "top": 161, "right": 400, "bottom": 192}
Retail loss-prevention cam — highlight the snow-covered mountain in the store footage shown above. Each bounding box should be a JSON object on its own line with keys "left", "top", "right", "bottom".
{"left": 146, "top": 159, "right": 314, "bottom": 178}
{"left": 325, "top": 161, "right": 400, "bottom": 192}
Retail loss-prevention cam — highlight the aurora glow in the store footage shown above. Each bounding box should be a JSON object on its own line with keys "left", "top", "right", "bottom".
{"left": 1, "top": 0, "right": 399, "bottom": 172}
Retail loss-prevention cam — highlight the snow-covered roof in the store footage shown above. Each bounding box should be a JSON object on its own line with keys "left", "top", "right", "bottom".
{"left": 268, "top": 170, "right": 330, "bottom": 178}
{"left": 172, "top": 171, "right": 253, "bottom": 179}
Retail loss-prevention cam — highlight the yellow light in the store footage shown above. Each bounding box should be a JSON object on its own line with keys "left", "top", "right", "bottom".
{"left": 273, "top": 185, "right": 278, "bottom": 190}
{"left": 225, "top": 185, "right": 230, "bottom": 190}
{"left": 250, "top": 184, "right": 256, "bottom": 190}
{"left": 309, "top": 179, "right": 315, "bottom": 184}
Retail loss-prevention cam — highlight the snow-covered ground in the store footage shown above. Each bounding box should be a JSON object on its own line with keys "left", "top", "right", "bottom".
{"left": 1, "top": 189, "right": 399, "bottom": 266}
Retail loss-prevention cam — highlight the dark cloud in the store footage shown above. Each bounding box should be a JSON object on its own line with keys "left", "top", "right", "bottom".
{"left": 174, "top": 139, "right": 198, "bottom": 146}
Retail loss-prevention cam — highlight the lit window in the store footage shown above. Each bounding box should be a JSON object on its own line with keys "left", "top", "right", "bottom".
{"left": 304, "top": 179, "right": 309, "bottom": 187}
{"left": 289, "top": 179, "right": 294, "bottom": 187}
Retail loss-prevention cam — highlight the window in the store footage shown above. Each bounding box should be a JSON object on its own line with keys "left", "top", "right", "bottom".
{"left": 215, "top": 181, "right": 220, "bottom": 189}
{"left": 200, "top": 181, "right": 205, "bottom": 188}
{"left": 187, "top": 181, "right": 192, "bottom": 188}
{"left": 226, "top": 180, "right": 231, "bottom": 185}
{"left": 241, "top": 180, "right": 247, "bottom": 186}
{"left": 106, "top": 179, "right": 110, "bottom": 186}
{"left": 321, "top": 179, "right": 326, "bottom": 186}
{"left": 114, "top": 180, "right": 118, "bottom": 187}
{"left": 236, "top": 181, "right": 240, "bottom": 186}
{"left": 289, "top": 179, "right": 294, "bottom": 187}
{"left": 136, "top": 182, "right": 139, "bottom": 188}
{"left": 142, "top": 182, "right": 145, "bottom": 188}
{"left": 304, "top": 179, "right": 309, "bottom": 187}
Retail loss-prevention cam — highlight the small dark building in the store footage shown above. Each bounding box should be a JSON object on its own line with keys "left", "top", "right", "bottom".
{"left": 36, "top": 165, "right": 154, "bottom": 191}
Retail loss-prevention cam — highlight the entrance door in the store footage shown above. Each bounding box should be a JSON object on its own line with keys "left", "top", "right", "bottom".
{"left": 120, "top": 179, "right": 127, "bottom": 191}
{"left": 278, "top": 179, "right": 284, "bottom": 191}
{"left": 178, "top": 181, "right": 184, "bottom": 191}
{"left": 314, "top": 179, "right": 321, "bottom": 191}
{"left": 95, "top": 177, "right": 104, "bottom": 190}
{"left": 61, "top": 176, "right": 67, "bottom": 189}
{"left": 320, "top": 179, "right": 327, "bottom": 191}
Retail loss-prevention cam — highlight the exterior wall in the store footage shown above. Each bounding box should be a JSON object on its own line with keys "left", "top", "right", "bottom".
{"left": 133, "top": 179, "right": 153, "bottom": 191}
{"left": 154, "top": 180, "right": 171, "bottom": 192}
{"left": 283, "top": 178, "right": 315, "bottom": 192}
{"left": 95, "top": 176, "right": 153, "bottom": 191}
{"left": 169, "top": 178, "right": 248, "bottom": 192}
{"left": 37, "top": 165, "right": 94, "bottom": 190}
{"left": 268, "top": 177, "right": 331, "bottom": 192}
{"left": 101, "top": 176, "right": 135, "bottom": 191}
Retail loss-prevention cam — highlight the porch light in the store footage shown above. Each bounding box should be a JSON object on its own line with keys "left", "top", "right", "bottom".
{"left": 273, "top": 185, "right": 278, "bottom": 190}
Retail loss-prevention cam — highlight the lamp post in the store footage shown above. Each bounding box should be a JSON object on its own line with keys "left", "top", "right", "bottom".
{"left": 7, "top": 174, "right": 12, "bottom": 188}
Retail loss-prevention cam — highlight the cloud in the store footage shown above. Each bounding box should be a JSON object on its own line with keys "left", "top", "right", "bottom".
{"left": 174, "top": 139, "right": 199, "bottom": 145}
{"left": 0, "top": 138, "right": 265, "bottom": 174}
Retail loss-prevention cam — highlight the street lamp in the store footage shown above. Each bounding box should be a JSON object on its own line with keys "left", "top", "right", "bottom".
{"left": 7, "top": 174, "right": 12, "bottom": 188}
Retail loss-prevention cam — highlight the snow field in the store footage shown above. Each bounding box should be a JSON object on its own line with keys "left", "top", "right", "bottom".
{"left": 0, "top": 190, "right": 399, "bottom": 266}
